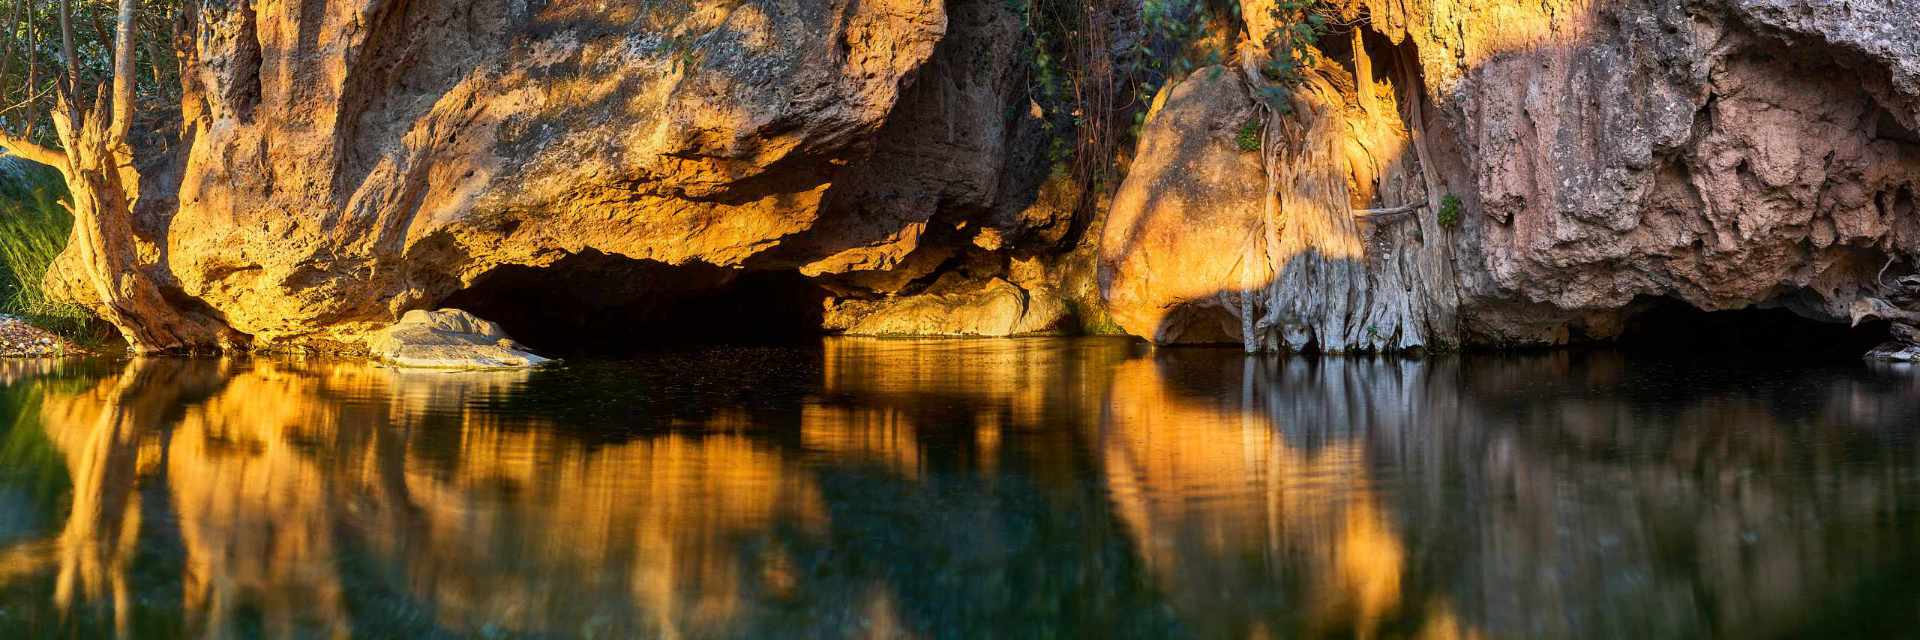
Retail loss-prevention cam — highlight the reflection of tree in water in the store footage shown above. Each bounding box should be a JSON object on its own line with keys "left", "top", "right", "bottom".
{"left": 3, "top": 358, "right": 845, "bottom": 638}
{"left": 0, "top": 344, "right": 1915, "bottom": 637}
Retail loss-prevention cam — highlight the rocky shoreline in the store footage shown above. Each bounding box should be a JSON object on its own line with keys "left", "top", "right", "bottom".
{"left": 0, "top": 315, "right": 82, "bottom": 357}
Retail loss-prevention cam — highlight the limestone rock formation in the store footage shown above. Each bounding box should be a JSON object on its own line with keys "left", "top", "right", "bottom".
{"left": 28, "top": 0, "right": 1920, "bottom": 355}
{"left": 1100, "top": 53, "right": 1460, "bottom": 352}
{"left": 54, "top": 0, "right": 974, "bottom": 349}
{"left": 368, "top": 309, "right": 549, "bottom": 369}
{"left": 1102, "top": 0, "right": 1920, "bottom": 351}
{"left": 824, "top": 276, "right": 1069, "bottom": 336}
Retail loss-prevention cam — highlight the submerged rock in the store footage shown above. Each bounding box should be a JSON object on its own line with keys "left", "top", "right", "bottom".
{"left": 368, "top": 309, "right": 550, "bottom": 369}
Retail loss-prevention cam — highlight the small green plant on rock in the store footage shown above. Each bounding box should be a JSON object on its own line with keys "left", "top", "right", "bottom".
{"left": 1438, "top": 194, "right": 1462, "bottom": 228}
{"left": 1235, "top": 117, "right": 1263, "bottom": 152}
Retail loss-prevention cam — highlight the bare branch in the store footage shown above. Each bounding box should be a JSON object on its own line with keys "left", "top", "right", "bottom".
{"left": 0, "top": 81, "right": 55, "bottom": 118}
{"left": 55, "top": 0, "right": 77, "bottom": 124}
{"left": 1352, "top": 202, "right": 1426, "bottom": 219}
{"left": 21, "top": 0, "right": 37, "bottom": 138}
{"left": 109, "top": 0, "right": 134, "bottom": 139}
{"left": 0, "top": 129, "right": 65, "bottom": 167}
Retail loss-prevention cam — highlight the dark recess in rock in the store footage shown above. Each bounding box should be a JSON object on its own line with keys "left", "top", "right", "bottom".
{"left": 440, "top": 252, "right": 829, "bottom": 355}
{"left": 1616, "top": 297, "right": 1890, "bottom": 360}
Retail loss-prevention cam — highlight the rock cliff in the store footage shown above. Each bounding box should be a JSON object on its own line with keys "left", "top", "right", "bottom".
{"left": 37, "top": 0, "right": 1920, "bottom": 355}
{"left": 1103, "top": 0, "right": 1920, "bottom": 351}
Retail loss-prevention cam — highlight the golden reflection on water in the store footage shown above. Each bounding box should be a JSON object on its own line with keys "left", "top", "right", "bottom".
{"left": 1100, "top": 357, "right": 1476, "bottom": 639}
{"left": 1, "top": 342, "right": 1916, "bottom": 637}
{"left": 25, "top": 358, "right": 835, "bottom": 638}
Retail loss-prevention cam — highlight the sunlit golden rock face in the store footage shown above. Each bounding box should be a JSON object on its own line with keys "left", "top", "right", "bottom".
{"left": 1105, "top": 0, "right": 1920, "bottom": 349}
{"left": 42, "top": 0, "right": 1094, "bottom": 351}
{"left": 51, "top": 0, "right": 965, "bottom": 347}
{"left": 1101, "top": 19, "right": 1458, "bottom": 352}
{"left": 36, "top": 0, "right": 1920, "bottom": 352}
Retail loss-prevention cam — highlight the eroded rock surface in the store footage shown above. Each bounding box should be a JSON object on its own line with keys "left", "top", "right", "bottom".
{"left": 1103, "top": 0, "right": 1920, "bottom": 350}
{"left": 37, "top": 0, "right": 1920, "bottom": 354}
{"left": 825, "top": 275, "right": 1069, "bottom": 336}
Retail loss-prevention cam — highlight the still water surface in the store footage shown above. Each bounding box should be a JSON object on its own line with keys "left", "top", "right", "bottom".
{"left": 0, "top": 338, "right": 1916, "bottom": 638}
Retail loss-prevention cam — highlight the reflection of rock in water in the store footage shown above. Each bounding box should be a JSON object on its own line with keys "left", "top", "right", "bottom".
{"left": 28, "top": 358, "right": 841, "bottom": 638}
{"left": 1254, "top": 354, "right": 1920, "bottom": 637}
{"left": 1099, "top": 355, "right": 1473, "bottom": 639}
{"left": 6, "top": 346, "right": 1920, "bottom": 637}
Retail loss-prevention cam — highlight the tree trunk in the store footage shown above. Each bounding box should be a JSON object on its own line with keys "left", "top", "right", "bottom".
{"left": 50, "top": 103, "right": 240, "bottom": 353}
{"left": 0, "top": 0, "right": 243, "bottom": 353}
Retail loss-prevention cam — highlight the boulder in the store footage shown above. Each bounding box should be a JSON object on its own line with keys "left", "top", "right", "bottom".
{"left": 368, "top": 309, "right": 550, "bottom": 369}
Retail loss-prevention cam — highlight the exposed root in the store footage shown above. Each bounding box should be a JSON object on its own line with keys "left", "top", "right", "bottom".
{"left": 1859, "top": 261, "right": 1920, "bottom": 362}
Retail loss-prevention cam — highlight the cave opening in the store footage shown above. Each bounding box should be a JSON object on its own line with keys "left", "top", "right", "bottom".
{"left": 1615, "top": 297, "right": 1890, "bottom": 360}
{"left": 438, "top": 251, "right": 829, "bottom": 356}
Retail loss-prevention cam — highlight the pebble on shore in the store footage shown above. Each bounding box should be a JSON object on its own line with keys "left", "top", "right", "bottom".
{"left": 0, "top": 314, "right": 80, "bottom": 357}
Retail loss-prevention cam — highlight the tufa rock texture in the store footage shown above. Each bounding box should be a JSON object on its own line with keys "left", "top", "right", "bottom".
{"left": 1101, "top": 0, "right": 1920, "bottom": 351}
{"left": 37, "top": 0, "right": 1920, "bottom": 354}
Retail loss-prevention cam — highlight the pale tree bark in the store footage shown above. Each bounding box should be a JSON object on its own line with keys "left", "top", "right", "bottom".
{"left": 0, "top": 0, "right": 243, "bottom": 353}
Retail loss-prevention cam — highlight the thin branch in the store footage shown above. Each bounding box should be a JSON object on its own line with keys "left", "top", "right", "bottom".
{"left": 0, "top": 129, "right": 65, "bottom": 166}
{"left": 1352, "top": 202, "right": 1426, "bottom": 219}
{"left": 21, "top": 0, "right": 36, "bottom": 138}
{"left": 55, "top": 0, "right": 77, "bottom": 124}
{"left": 0, "top": 81, "right": 55, "bottom": 118}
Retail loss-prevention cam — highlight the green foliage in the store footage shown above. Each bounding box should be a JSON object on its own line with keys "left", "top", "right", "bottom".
{"left": 1438, "top": 193, "right": 1462, "bottom": 228}
{"left": 1235, "top": 117, "right": 1262, "bottom": 152}
{"left": 1013, "top": 0, "right": 1241, "bottom": 209}
{"left": 1131, "top": 0, "right": 1234, "bottom": 106}
{"left": 0, "top": 161, "right": 102, "bottom": 341}
{"left": 1251, "top": 0, "right": 1331, "bottom": 115}
{"left": 0, "top": 0, "right": 187, "bottom": 147}
{"left": 0, "top": 381, "right": 72, "bottom": 521}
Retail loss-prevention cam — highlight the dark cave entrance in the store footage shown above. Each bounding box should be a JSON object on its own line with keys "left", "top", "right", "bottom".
{"left": 1615, "top": 297, "right": 1890, "bottom": 360}
{"left": 438, "top": 251, "right": 829, "bottom": 355}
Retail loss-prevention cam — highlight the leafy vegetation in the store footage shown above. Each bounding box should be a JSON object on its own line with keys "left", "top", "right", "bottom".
{"left": 1246, "top": 0, "right": 1332, "bottom": 116}
{"left": 1010, "top": 0, "right": 1336, "bottom": 204}
{"left": 1438, "top": 193, "right": 1461, "bottom": 228}
{"left": 0, "top": 160, "right": 102, "bottom": 340}
{"left": 1012, "top": 0, "right": 1245, "bottom": 224}
{"left": 0, "top": 0, "right": 186, "bottom": 149}
{"left": 1235, "top": 117, "right": 1262, "bottom": 151}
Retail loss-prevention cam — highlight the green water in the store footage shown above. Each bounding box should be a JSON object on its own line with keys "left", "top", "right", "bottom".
{"left": 0, "top": 339, "right": 1916, "bottom": 638}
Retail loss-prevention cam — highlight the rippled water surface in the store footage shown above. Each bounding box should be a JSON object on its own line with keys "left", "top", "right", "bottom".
{"left": 0, "top": 338, "right": 1918, "bottom": 638}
